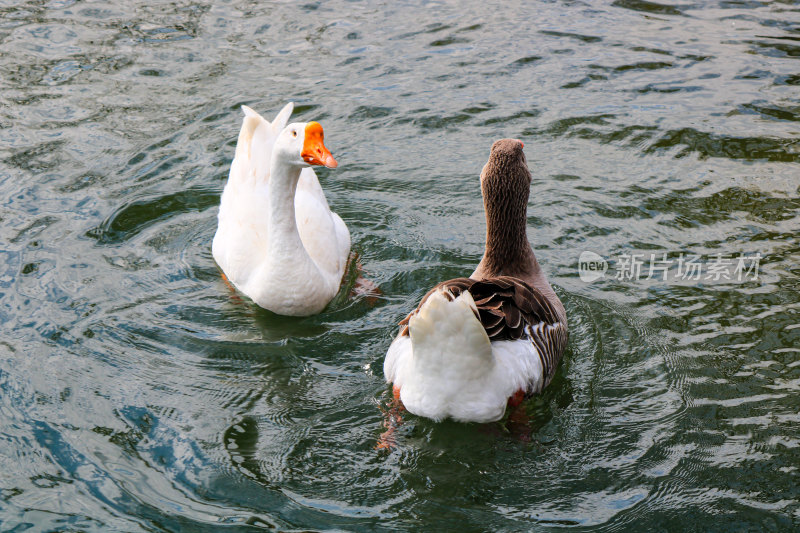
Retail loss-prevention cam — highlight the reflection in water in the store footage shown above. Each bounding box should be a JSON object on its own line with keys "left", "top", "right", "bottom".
{"left": 0, "top": 0, "right": 798, "bottom": 530}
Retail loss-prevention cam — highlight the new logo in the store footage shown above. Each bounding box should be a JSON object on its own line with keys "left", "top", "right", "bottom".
{"left": 578, "top": 251, "right": 608, "bottom": 283}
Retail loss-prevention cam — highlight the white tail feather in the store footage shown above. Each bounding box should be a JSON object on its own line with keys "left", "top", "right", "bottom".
{"left": 408, "top": 290, "right": 493, "bottom": 376}
{"left": 232, "top": 103, "right": 294, "bottom": 181}
{"left": 241, "top": 104, "right": 264, "bottom": 119}
{"left": 235, "top": 115, "right": 262, "bottom": 161}
{"left": 271, "top": 102, "right": 294, "bottom": 133}
{"left": 385, "top": 289, "right": 545, "bottom": 423}
{"left": 397, "top": 290, "right": 507, "bottom": 422}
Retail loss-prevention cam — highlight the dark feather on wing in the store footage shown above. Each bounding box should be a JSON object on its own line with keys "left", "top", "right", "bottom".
{"left": 398, "top": 276, "right": 568, "bottom": 390}
{"left": 398, "top": 276, "right": 561, "bottom": 340}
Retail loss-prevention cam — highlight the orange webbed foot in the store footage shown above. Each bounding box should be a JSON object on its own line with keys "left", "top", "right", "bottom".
{"left": 376, "top": 386, "right": 405, "bottom": 450}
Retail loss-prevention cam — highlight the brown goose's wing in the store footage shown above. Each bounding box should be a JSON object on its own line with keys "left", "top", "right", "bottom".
{"left": 399, "top": 276, "right": 568, "bottom": 388}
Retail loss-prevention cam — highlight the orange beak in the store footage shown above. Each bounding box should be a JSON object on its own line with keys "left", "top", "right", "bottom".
{"left": 301, "top": 122, "right": 338, "bottom": 168}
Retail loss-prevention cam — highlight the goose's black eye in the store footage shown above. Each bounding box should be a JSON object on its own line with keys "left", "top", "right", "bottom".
{"left": 291, "top": 130, "right": 297, "bottom": 138}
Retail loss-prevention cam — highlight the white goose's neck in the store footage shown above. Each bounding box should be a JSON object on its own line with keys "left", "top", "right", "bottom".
{"left": 238, "top": 155, "right": 334, "bottom": 316}
{"left": 266, "top": 158, "right": 304, "bottom": 249}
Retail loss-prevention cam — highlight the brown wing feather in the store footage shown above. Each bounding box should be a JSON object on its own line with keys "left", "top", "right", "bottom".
{"left": 398, "top": 276, "right": 562, "bottom": 337}
{"left": 398, "top": 276, "right": 568, "bottom": 387}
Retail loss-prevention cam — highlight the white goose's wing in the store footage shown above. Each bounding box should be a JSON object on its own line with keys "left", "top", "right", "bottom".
{"left": 237, "top": 103, "right": 294, "bottom": 184}
{"left": 213, "top": 103, "right": 294, "bottom": 284}
{"left": 295, "top": 166, "right": 350, "bottom": 279}
{"left": 295, "top": 180, "right": 350, "bottom": 280}
{"left": 331, "top": 211, "right": 351, "bottom": 274}
{"left": 297, "top": 167, "right": 329, "bottom": 209}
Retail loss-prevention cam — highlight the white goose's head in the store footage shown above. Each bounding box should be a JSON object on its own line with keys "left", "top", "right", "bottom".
{"left": 273, "top": 121, "right": 338, "bottom": 169}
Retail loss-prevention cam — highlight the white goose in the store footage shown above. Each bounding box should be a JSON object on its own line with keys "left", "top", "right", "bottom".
{"left": 384, "top": 139, "right": 568, "bottom": 423}
{"left": 212, "top": 103, "right": 350, "bottom": 316}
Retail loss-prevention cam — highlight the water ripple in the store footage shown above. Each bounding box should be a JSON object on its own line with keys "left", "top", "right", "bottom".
{"left": 1, "top": 0, "right": 799, "bottom": 530}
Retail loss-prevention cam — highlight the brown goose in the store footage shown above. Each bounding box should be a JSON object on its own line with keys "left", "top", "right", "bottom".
{"left": 384, "top": 139, "right": 568, "bottom": 423}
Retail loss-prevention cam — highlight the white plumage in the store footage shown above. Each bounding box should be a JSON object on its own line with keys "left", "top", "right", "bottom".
{"left": 384, "top": 289, "right": 548, "bottom": 423}
{"left": 212, "top": 103, "right": 350, "bottom": 316}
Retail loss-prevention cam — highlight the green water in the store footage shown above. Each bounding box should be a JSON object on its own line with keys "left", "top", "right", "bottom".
{"left": 1, "top": 0, "right": 798, "bottom": 531}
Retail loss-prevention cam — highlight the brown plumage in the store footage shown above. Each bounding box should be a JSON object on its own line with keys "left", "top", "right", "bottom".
{"left": 398, "top": 138, "right": 568, "bottom": 389}
{"left": 473, "top": 139, "right": 534, "bottom": 281}
{"left": 399, "top": 277, "right": 559, "bottom": 340}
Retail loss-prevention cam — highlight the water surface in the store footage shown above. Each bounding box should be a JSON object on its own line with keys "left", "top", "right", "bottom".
{"left": 1, "top": 0, "right": 799, "bottom": 531}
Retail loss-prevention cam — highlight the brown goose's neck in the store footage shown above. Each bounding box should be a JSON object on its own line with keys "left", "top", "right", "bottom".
{"left": 473, "top": 208, "right": 564, "bottom": 320}
{"left": 469, "top": 140, "right": 566, "bottom": 321}
{"left": 471, "top": 168, "right": 542, "bottom": 283}
{"left": 478, "top": 206, "right": 536, "bottom": 277}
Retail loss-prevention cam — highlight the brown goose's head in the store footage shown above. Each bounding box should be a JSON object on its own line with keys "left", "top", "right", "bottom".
{"left": 480, "top": 138, "right": 531, "bottom": 225}
{"left": 481, "top": 138, "right": 530, "bottom": 189}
